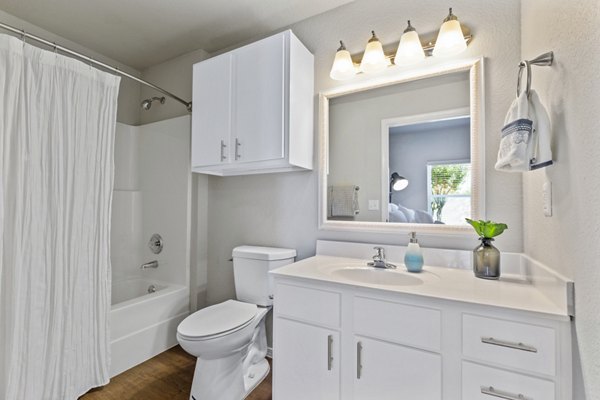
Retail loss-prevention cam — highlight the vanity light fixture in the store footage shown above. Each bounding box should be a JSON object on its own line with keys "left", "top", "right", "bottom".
{"left": 389, "top": 172, "right": 409, "bottom": 202}
{"left": 359, "top": 31, "right": 388, "bottom": 74}
{"left": 328, "top": 7, "right": 471, "bottom": 81}
{"left": 394, "top": 20, "right": 425, "bottom": 66}
{"left": 432, "top": 8, "right": 468, "bottom": 57}
{"left": 329, "top": 41, "right": 356, "bottom": 81}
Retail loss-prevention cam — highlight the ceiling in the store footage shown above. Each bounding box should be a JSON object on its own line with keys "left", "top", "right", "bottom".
{"left": 0, "top": 0, "right": 353, "bottom": 70}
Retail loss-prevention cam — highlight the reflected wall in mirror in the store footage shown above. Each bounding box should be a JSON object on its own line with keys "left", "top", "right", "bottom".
{"left": 319, "top": 59, "right": 484, "bottom": 234}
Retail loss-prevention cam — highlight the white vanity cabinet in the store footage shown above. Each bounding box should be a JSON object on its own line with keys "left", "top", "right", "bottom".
{"left": 272, "top": 275, "right": 572, "bottom": 400}
{"left": 272, "top": 283, "right": 341, "bottom": 400}
{"left": 191, "top": 30, "right": 314, "bottom": 176}
{"left": 273, "top": 283, "right": 444, "bottom": 400}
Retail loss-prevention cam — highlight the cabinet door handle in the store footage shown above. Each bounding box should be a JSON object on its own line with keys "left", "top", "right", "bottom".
{"left": 481, "top": 337, "right": 538, "bottom": 353}
{"left": 220, "top": 140, "right": 227, "bottom": 162}
{"left": 481, "top": 385, "right": 532, "bottom": 400}
{"left": 356, "top": 341, "right": 363, "bottom": 379}
{"left": 327, "top": 335, "right": 333, "bottom": 371}
{"left": 235, "top": 138, "right": 241, "bottom": 160}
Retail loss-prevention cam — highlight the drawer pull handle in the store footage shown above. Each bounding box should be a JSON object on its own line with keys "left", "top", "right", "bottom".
{"left": 356, "top": 341, "right": 363, "bottom": 379}
{"left": 481, "top": 337, "right": 538, "bottom": 353}
{"left": 220, "top": 140, "right": 227, "bottom": 162}
{"left": 481, "top": 385, "right": 532, "bottom": 400}
{"left": 327, "top": 335, "right": 333, "bottom": 371}
{"left": 235, "top": 138, "right": 241, "bottom": 160}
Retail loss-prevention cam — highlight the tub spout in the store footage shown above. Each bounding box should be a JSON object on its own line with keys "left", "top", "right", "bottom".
{"left": 140, "top": 260, "right": 159, "bottom": 269}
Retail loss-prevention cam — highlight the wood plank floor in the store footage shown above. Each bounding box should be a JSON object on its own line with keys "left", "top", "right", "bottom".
{"left": 80, "top": 346, "right": 272, "bottom": 400}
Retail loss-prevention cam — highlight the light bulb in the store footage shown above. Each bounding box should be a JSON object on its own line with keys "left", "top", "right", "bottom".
{"left": 329, "top": 41, "right": 356, "bottom": 80}
{"left": 359, "top": 31, "right": 387, "bottom": 74}
{"left": 433, "top": 8, "right": 467, "bottom": 57}
{"left": 394, "top": 21, "right": 425, "bottom": 66}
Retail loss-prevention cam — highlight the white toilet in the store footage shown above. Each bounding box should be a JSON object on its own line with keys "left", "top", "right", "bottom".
{"left": 177, "top": 245, "right": 296, "bottom": 400}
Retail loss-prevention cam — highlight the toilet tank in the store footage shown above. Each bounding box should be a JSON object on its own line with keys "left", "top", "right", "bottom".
{"left": 232, "top": 246, "right": 296, "bottom": 306}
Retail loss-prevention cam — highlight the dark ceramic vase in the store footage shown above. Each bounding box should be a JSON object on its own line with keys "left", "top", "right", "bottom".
{"left": 473, "top": 237, "right": 500, "bottom": 279}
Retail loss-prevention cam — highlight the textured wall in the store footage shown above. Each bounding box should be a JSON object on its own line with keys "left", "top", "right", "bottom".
{"left": 205, "top": 0, "right": 523, "bottom": 304}
{"left": 521, "top": 0, "right": 600, "bottom": 398}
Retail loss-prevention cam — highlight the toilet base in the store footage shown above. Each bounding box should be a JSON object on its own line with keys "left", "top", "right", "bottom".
{"left": 242, "top": 358, "right": 270, "bottom": 399}
{"left": 188, "top": 354, "right": 270, "bottom": 400}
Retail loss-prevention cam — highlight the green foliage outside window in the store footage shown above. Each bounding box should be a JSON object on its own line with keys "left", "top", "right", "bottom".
{"left": 430, "top": 164, "right": 468, "bottom": 222}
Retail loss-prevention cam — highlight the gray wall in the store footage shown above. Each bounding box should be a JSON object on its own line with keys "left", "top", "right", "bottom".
{"left": 521, "top": 0, "right": 599, "bottom": 398}
{"left": 390, "top": 118, "right": 471, "bottom": 211}
{"left": 328, "top": 72, "right": 470, "bottom": 221}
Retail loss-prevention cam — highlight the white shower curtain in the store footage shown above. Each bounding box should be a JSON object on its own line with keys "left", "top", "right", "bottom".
{"left": 0, "top": 34, "right": 120, "bottom": 399}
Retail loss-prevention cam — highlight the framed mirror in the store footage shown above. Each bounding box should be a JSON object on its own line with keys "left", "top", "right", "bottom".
{"left": 318, "top": 58, "right": 484, "bottom": 234}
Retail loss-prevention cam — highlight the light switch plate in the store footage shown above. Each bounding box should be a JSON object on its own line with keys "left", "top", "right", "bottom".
{"left": 368, "top": 200, "right": 379, "bottom": 211}
{"left": 543, "top": 181, "right": 552, "bottom": 217}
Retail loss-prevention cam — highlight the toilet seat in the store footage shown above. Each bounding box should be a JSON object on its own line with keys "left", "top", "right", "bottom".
{"left": 177, "top": 300, "right": 258, "bottom": 341}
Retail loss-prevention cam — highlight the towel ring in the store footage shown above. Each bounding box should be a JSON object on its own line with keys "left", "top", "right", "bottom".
{"left": 517, "top": 60, "right": 532, "bottom": 98}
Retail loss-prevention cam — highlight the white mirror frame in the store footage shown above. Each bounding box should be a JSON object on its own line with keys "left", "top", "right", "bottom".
{"left": 318, "top": 57, "right": 485, "bottom": 235}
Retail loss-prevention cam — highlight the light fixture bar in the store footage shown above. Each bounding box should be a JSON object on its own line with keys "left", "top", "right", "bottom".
{"left": 349, "top": 30, "right": 472, "bottom": 66}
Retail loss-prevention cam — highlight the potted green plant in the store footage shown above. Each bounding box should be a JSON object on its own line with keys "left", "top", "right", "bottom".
{"left": 465, "top": 218, "right": 508, "bottom": 279}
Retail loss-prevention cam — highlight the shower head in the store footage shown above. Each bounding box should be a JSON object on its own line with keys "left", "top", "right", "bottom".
{"left": 141, "top": 96, "right": 166, "bottom": 110}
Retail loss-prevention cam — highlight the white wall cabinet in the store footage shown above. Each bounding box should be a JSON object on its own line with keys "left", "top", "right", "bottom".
{"left": 273, "top": 279, "right": 572, "bottom": 400}
{"left": 191, "top": 30, "right": 314, "bottom": 176}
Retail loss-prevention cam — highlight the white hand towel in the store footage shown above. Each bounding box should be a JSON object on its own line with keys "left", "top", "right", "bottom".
{"left": 529, "top": 90, "right": 553, "bottom": 170}
{"left": 495, "top": 89, "right": 553, "bottom": 172}
{"left": 495, "top": 91, "right": 532, "bottom": 172}
{"left": 328, "top": 185, "right": 359, "bottom": 217}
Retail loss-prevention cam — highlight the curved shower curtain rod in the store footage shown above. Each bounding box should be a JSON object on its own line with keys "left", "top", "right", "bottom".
{"left": 0, "top": 20, "right": 193, "bottom": 112}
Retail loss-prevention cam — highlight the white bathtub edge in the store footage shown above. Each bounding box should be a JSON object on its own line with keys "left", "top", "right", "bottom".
{"left": 110, "top": 311, "right": 189, "bottom": 378}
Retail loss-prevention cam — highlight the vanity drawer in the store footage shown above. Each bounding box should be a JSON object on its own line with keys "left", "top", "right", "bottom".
{"left": 354, "top": 296, "right": 441, "bottom": 351}
{"left": 274, "top": 283, "right": 341, "bottom": 328}
{"left": 462, "top": 314, "right": 556, "bottom": 376}
{"left": 462, "top": 361, "right": 555, "bottom": 400}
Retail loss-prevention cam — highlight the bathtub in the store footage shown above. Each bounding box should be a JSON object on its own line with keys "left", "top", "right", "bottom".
{"left": 110, "top": 277, "right": 189, "bottom": 377}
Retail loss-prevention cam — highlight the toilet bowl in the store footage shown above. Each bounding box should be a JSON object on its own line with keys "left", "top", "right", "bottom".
{"left": 177, "top": 245, "right": 296, "bottom": 400}
{"left": 177, "top": 300, "right": 270, "bottom": 400}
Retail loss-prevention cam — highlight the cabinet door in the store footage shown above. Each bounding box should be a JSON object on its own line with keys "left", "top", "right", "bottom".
{"left": 232, "top": 33, "right": 285, "bottom": 163}
{"left": 191, "top": 53, "right": 232, "bottom": 167}
{"left": 354, "top": 337, "right": 442, "bottom": 400}
{"left": 273, "top": 318, "right": 340, "bottom": 400}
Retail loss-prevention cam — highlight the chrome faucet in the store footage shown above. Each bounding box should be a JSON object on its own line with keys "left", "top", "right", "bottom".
{"left": 368, "top": 246, "right": 396, "bottom": 269}
{"left": 140, "top": 260, "right": 159, "bottom": 269}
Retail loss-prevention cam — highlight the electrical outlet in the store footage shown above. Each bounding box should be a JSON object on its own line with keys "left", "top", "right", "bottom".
{"left": 368, "top": 200, "right": 380, "bottom": 211}
{"left": 543, "top": 181, "right": 552, "bottom": 217}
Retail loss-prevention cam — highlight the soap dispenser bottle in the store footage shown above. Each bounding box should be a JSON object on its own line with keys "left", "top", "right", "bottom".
{"left": 404, "top": 232, "right": 424, "bottom": 273}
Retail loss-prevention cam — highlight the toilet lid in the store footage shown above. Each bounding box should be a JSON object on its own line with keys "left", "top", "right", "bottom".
{"left": 177, "top": 300, "right": 257, "bottom": 339}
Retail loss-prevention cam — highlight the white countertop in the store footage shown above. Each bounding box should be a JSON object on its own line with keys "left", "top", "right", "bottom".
{"left": 271, "top": 254, "right": 570, "bottom": 320}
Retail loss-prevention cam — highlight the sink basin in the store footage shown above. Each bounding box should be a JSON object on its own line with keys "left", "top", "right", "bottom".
{"left": 331, "top": 266, "right": 424, "bottom": 286}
